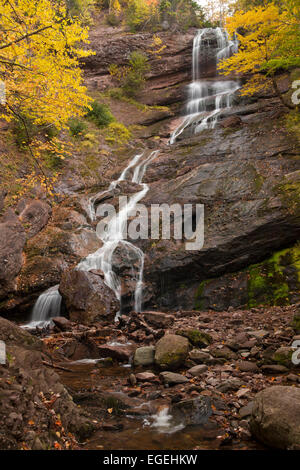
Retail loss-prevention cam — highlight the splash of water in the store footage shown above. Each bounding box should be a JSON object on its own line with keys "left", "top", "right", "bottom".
{"left": 170, "top": 28, "right": 239, "bottom": 144}
{"left": 151, "top": 407, "right": 185, "bottom": 434}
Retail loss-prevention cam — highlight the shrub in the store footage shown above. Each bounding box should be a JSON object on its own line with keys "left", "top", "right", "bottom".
{"left": 68, "top": 118, "right": 87, "bottom": 137}
{"left": 123, "top": 51, "right": 150, "bottom": 97}
{"left": 125, "top": 0, "right": 159, "bottom": 32}
{"left": 105, "top": 122, "right": 131, "bottom": 146}
{"left": 86, "top": 101, "right": 115, "bottom": 127}
{"left": 106, "top": 12, "right": 121, "bottom": 26}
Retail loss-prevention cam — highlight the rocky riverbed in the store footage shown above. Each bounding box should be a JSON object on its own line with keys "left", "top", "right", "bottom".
{"left": 2, "top": 304, "right": 299, "bottom": 450}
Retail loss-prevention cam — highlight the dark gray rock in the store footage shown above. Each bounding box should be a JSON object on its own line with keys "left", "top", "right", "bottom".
{"left": 172, "top": 397, "right": 212, "bottom": 426}
{"left": 159, "top": 371, "right": 189, "bottom": 385}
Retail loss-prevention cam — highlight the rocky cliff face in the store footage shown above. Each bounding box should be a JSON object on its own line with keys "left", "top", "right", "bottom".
{"left": 142, "top": 107, "right": 300, "bottom": 310}
{"left": 0, "top": 20, "right": 299, "bottom": 319}
{"left": 83, "top": 25, "right": 194, "bottom": 107}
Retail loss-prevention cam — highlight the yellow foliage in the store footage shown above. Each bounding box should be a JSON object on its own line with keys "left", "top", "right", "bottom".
{"left": 0, "top": 0, "right": 94, "bottom": 129}
{"left": 148, "top": 34, "right": 166, "bottom": 58}
{"left": 219, "top": 3, "right": 300, "bottom": 96}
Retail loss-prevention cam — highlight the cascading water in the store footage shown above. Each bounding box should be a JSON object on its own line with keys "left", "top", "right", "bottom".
{"left": 77, "top": 150, "right": 159, "bottom": 314}
{"left": 26, "top": 29, "right": 237, "bottom": 326}
{"left": 26, "top": 150, "right": 157, "bottom": 327}
{"left": 170, "top": 27, "right": 239, "bottom": 144}
{"left": 25, "top": 285, "right": 62, "bottom": 328}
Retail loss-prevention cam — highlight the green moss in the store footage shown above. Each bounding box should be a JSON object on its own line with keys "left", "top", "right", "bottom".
{"left": 274, "top": 176, "right": 300, "bottom": 217}
{"left": 247, "top": 247, "right": 297, "bottom": 308}
{"left": 194, "top": 280, "right": 208, "bottom": 310}
{"left": 254, "top": 173, "right": 265, "bottom": 192}
{"left": 194, "top": 244, "right": 300, "bottom": 311}
{"left": 272, "top": 348, "right": 293, "bottom": 367}
{"left": 176, "top": 329, "right": 212, "bottom": 348}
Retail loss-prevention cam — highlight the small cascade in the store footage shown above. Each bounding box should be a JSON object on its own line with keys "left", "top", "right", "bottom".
{"left": 170, "top": 27, "right": 239, "bottom": 144}
{"left": 77, "top": 150, "right": 159, "bottom": 314}
{"left": 151, "top": 407, "right": 185, "bottom": 434}
{"left": 25, "top": 285, "right": 62, "bottom": 328}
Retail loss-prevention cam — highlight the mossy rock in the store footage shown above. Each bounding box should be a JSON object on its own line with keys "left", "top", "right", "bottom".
{"left": 272, "top": 347, "right": 294, "bottom": 368}
{"left": 194, "top": 243, "right": 300, "bottom": 311}
{"left": 155, "top": 334, "right": 189, "bottom": 371}
{"left": 176, "top": 329, "right": 213, "bottom": 348}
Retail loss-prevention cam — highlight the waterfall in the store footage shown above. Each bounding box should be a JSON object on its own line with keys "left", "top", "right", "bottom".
{"left": 170, "top": 28, "right": 239, "bottom": 144}
{"left": 77, "top": 150, "right": 159, "bottom": 314}
{"left": 25, "top": 285, "right": 62, "bottom": 328}
{"left": 26, "top": 151, "right": 158, "bottom": 327}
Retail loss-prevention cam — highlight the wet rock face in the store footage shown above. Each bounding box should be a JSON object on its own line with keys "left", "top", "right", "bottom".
{"left": 59, "top": 269, "right": 119, "bottom": 324}
{"left": 0, "top": 200, "right": 100, "bottom": 316}
{"left": 143, "top": 105, "right": 300, "bottom": 310}
{"left": 250, "top": 386, "right": 300, "bottom": 449}
{"left": 0, "top": 317, "right": 94, "bottom": 450}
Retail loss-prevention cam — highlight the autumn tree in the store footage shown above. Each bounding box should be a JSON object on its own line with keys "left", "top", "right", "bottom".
{"left": 219, "top": 2, "right": 300, "bottom": 108}
{"left": 0, "top": 0, "right": 93, "bottom": 129}
{"left": 0, "top": 0, "right": 94, "bottom": 192}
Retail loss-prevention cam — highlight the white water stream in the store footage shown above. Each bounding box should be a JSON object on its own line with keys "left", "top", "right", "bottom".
{"left": 24, "top": 285, "right": 62, "bottom": 328}
{"left": 25, "top": 150, "right": 158, "bottom": 327}
{"left": 77, "top": 150, "right": 158, "bottom": 315}
{"left": 170, "top": 27, "right": 239, "bottom": 144}
{"left": 25, "top": 27, "right": 237, "bottom": 327}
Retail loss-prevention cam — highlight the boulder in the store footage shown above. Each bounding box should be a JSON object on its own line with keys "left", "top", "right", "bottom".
{"left": 261, "top": 364, "right": 289, "bottom": 374}
{"left": 98, "top": 343, "right": 134, "bottom": 362}
{"left": 176, "top": 329, "right": 212, "bottom": 348}
{"left": 172, "top": 397, "right": 212, "bottom": 426}
{"left": 250, "top": 386, "right": 300, "bottom": 449}
{"left": 133, "top": 346, "right": 155, "bottom": 366}
{"left": 226, "top": 333, "right": 257, "bottom": 351}
{"left": 19, "top": 199, "right": 51, "bottom": 239}
{"left": 52, "top": 317, "right": 72, "bottom": 332}
{"left": 135, "top": 372, "right": 156, "bottom": 382}
{"left": 237, "top": 360, "right": 259, "bottom": 373}
{"left": 217, "top": 378, "right": 244, "bottom": 393}
{"left": 159, "top": 371, "right": 189, "bottom": 385}
{"left": 210, "top": 345, "right": 237, "bottom": 361}
{"left": 59, "top": 269, "right": 119, "bottom": 324}
{"left": 143, "top": 311, "right": 175, "bottom": 328}
{"left": 272, "top": 346, "right": 295, "bottom": 368}
{"left": 155, "top": 334, "right": 189, "bottom": 370}
{"left": 186, "top": 364, "right": 208, "bottom": 376}
{"left": 188, "top": 349, "right": 213, "bottom": 364}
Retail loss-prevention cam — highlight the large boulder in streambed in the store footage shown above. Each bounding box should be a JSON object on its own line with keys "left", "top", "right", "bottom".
{"left": 155, "top": 334, "right": 189, "bottom": 370}
{"left": 250, "top": 386, "right": 300, "bottom": 449}
{"left": 59, "top": 269, "right": 119, "bottom": 324}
